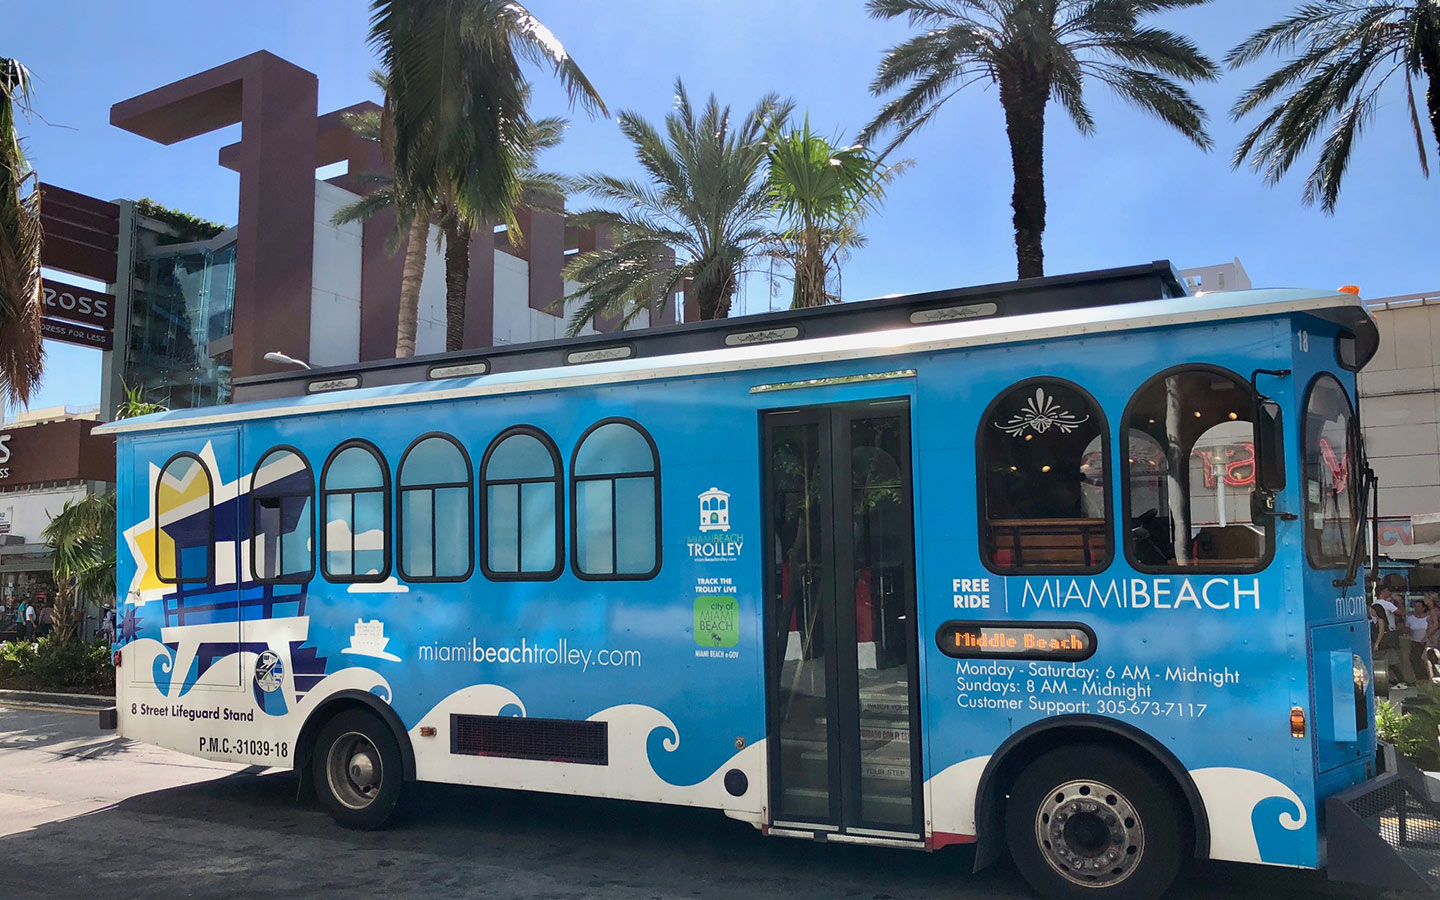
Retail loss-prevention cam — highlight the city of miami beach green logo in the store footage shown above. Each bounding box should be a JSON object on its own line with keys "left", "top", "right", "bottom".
{"left": 694, "top": 596, "right": 739, "bottom": 647}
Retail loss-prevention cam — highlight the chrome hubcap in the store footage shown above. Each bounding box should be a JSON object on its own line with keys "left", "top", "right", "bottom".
{"left": 326, "top": 732, "right": 382, "bottom": 810}
{"left": 1034, "top": 779, "right": 1144, "bottom": 888}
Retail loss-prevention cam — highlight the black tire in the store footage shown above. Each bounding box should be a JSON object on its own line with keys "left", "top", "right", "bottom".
{"left": 312, "top": 709, "right": 405, "bottom": 830}
{"left": 1005, "top": 744, "right": 1184, "bottom": 900}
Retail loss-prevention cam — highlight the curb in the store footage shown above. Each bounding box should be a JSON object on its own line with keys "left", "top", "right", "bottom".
{"left": 0, "top": 688, "right": 114, "bottom": 710}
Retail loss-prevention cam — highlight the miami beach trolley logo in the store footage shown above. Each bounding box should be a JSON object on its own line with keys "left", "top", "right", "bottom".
{"left": 690, "top": 487, "right": 743, "bottom": 561}
{"left": 698, "top": 487, "right": 730, "bottom": 532}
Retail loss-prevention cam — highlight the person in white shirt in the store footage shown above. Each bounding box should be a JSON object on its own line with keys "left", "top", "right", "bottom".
{"left": 23, "top": 603, "right": 35, "bottom": 641}
{"left": 1375, "top": 586, "right": 1400, "bottom": 630}
{"left": 1404, "top": 597, "right": 1435, "bottom": 683}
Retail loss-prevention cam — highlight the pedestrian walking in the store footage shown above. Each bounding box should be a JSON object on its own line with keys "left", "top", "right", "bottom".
{"left": 23, "top": 603, "right": 36, "bottom": 641}
{"left": 1405, "top": 597, "right": 1436, "bottom": 683}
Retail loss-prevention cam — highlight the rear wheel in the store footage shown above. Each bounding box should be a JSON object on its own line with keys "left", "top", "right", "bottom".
{"left": 312, "top": 709, "right": 404, "bottom": 830}
{"left": 1005, "top": 745, "right": 1184, "bottom": 900}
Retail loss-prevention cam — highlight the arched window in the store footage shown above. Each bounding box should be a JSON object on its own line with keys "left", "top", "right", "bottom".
{"left": 481, "top": 427, "right": 562, "bottom": 580}
{"left": 251, "top": 447, "right": 314, "bottom": 583}
{"left": 978, "top": 379, "right": 1111, "bottom": 572}
{"left": 1123, "top": 366, "right": 1269, "bottom": 571}
{"left": 571, "top": 419, "right": 660, "bottom": 579}
{"left": 321, "top": 441, "right": 390, "bottom": 582}
{"left": 156, "top": 453, "right": 213, "bottom": 584}
{"left": 1303, "top": 374, "right": 1358, "bottom": 568}
{"left": 398, "top": 435, "right": 473, "bottom": 581}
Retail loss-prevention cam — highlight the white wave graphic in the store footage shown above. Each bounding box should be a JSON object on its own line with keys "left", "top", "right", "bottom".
{"left": 1190, "top": 767, "right": 1307, "bottom": 863}
{"left": 925, "top": 755, "right": 991, "bottom": 837}
{"left": 410, "top": 691, "right": 764, "bottom": 821}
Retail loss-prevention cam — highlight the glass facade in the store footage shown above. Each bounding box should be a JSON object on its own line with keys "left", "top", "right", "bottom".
{"left": 124, "top": 227, "right": 237, "bottom": 411}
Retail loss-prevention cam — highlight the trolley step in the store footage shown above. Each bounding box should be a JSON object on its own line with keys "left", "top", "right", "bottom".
{"left": 1326, "top": 748, "right": 1440, "bottom": 892}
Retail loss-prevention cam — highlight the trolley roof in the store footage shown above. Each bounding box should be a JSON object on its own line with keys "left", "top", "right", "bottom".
{"left": 96, "top": 285, "right": 1377, "bottom": 437}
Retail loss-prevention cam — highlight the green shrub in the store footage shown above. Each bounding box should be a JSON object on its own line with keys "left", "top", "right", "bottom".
{"left": 1378, "top": 697, "right": 1440, "bottom": 769}
{"left": 0, "top": 638, "right": 114, "bottom": 693}
{"left": 0, "top": 639, "right": 37, "bottom": 680}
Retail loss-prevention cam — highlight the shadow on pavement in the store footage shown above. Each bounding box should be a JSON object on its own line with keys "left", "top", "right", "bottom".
{"left": 0, "top": 768, "right": 1404, "bottom": 899}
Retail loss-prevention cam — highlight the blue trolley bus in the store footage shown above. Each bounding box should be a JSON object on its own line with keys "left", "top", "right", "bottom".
{"left": 99, "top": 262, "right": 1434, "bottom": 899}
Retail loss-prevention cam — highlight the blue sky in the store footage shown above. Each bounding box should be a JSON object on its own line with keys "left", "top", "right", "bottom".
{"left": 6, "top": 0, "right": 1437, "bottom": 415}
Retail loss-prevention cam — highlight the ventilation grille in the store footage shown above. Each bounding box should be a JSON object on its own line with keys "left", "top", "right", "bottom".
{"left": 451, "top": 714, "right": 608, "bottom": 765}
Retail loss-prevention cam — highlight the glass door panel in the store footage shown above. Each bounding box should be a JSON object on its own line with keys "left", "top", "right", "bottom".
{"left": 767, "top": 418, "right": 836, "bottom": 823}
{"left": 848, "top": 412, "right": 917, "bottom": 829}
{"left": 763, "top": 400, "right": 920, "bottom": 835}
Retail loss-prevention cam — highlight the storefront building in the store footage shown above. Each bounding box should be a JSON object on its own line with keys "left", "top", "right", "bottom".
{"left": 1357, "top": 289, "right": 1440, "bottom": 584}
{"left": 0, "top": 411, "right": 115, "bottom": 637}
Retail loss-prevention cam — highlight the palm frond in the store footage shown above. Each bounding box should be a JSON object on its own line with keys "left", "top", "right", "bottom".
{"left": 1229, "top": 0, "right": 1419, "bottom": 210}
{"left": 564, "top": 80, "right": 789, "bottom": 331}
{"left": 1406, "top": 68, "right": 1431, "bottom": 177}
{"left": 1086, "top": 64, "right": 1213, "bottom": 148}
{"left": 0, "top": 58, "right": 44, "bottom": 406}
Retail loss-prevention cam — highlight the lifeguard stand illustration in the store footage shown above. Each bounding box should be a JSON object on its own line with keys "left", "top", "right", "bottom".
{"left": 145, "top": 449, "right": 325, "bottom": 713}
{"left": 698, "top": 487, "right": 730, "bottom": 532}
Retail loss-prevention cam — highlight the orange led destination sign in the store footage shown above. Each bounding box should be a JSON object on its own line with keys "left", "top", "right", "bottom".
{"left": 936, "top": 620, "right": 1096, "bottom": 662}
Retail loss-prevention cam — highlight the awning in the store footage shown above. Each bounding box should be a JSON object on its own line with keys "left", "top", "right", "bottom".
{"left": 0, "top": 544, "right": 53, "bottom": 574}
{"left": 1380, "top": 543, "right": 1440, "bottom": 564}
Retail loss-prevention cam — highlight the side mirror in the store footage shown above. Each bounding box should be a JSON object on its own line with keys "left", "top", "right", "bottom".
{"left": 1255, "top": 398, "right": 1286, "bottom": 493}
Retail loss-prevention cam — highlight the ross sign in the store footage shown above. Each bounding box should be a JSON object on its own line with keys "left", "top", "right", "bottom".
{"left": 936, "top": 620, "right": 1096, "bottom": 662}
{"left": 42, "top": 278, "right": 115, "bottom": 329}
{"left": 41, "top": 318, "right": 113, "bottom": 350}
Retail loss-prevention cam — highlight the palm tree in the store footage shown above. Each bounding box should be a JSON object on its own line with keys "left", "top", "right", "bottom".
{"left": 369, "top": 0, "right": 605, "bottom": 354}
{"left": 562, "top": 81, "right": 794, "bottom": 334}
{"left": 38, "top": 386, "right": 166, "bottom": 644}
{"left": 861, "top": 0, "right": 1218, "bottom": 279}
{"left": 43, "top": 492, "right": 115, "bottom": 644}
{"left": 329, "top": 73, "right": 433, "bottom": 359}
{"left": 1229, "top": 2, "right": 1440, "bottom": 213}
{"left": 334, "top": 89, "right": 569, "bottom": 352}
{"left": 331, "top": 89, "right": 437, "bottom": 358}
{"left": 766, "top": 119, "right": 905, "bottom": 308}
{"left": 0, "top": 58, "right": 43, "bottom": 406}
{"left": 433, "top": 109, "right": 569, "bottom": 351}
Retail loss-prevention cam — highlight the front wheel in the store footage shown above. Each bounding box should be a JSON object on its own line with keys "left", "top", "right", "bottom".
{"left": 312, "top": 709, "right": 404, "bottom": 829}
{"left": 1005, "top": 744, "right": 1185, "bottom": 900}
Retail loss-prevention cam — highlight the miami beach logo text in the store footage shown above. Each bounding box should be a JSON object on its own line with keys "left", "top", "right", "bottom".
{"left": 689, "top": 487, "right": 743, "bottom": 561}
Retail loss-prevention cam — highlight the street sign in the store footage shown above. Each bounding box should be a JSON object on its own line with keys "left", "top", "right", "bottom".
{"left": 41, "top": 277, "right": 115, "bottom": 330}
{"left": 41, "top": 317, "right": 113, "bottom": 350}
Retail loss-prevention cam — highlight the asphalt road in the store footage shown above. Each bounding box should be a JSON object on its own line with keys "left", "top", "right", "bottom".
{"left": 0, "top": 702, "right": 1403, "bottom": 900}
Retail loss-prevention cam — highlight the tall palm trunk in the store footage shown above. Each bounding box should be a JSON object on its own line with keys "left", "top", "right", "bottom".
{"left": 51, "top": 582, "right": 76, "bottom": 644}
{"left": 1000, "top": 73, "right": 1049, "bottom": 280}
{"left": 396, "top": 216, "right": 429, "bottom": 357}
{"left": 791, "top": 224, "right": 827, "bottom": 308}
{"left": 696, "top": 272, "right": 737, "bottom": 321}
{"left": 443, "top": 218, "right": 471, "bottom": 352}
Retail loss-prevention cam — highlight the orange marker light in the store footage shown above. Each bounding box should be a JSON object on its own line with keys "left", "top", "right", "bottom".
{"left": 1338, "top": 285, "right": 1361, "bottom": 296}
{"left": 1290, "top": 706, "right": 1306, "bottom": 738}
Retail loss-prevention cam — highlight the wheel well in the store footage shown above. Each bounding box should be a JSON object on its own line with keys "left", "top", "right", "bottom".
{"left": 971, "top": 716, "right": 1208, "bottom": 872}
{"left": 293, "top": 691, "right": 416, "bottom": 781}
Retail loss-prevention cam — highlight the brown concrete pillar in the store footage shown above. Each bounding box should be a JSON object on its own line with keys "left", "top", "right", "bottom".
{"left": 111, "top": 52, "right": 319, "bottom": 378}
{"left": 464, "top": 226, "right": 496, "bottom": 349}
{"left": 513, "top": 207, "right": 566, "bottom": 319}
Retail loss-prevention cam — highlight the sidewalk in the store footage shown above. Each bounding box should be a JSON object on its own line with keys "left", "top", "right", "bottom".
{"left": 0, "top": 688, "right": 113, "bottom": 710}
